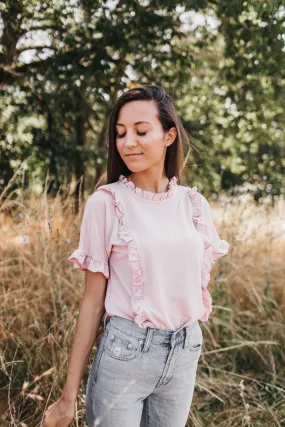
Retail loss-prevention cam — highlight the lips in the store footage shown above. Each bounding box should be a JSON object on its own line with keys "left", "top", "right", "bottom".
{"left": 126, "top": 153, "right": 143, "bottom": 157}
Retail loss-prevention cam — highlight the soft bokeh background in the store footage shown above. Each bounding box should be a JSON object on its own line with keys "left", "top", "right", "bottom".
{"left": 0, "top": 1, "right": 284, "bottom": 426}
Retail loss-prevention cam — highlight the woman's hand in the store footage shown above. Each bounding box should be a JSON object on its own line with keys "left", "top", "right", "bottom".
{"left": 43, "top": 395, "right": 75, "bottom": 427}
{"left": 43, "top": 319, "right": 105, "bottom": 426}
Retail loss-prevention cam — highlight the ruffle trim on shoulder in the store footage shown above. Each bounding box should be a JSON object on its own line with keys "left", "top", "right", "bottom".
{"left": 188, "top": 186, "right": 228, "bottom": 322}
{"left": 118, "top": 174, "right": 177, "bottom": 201}
{"left": 97, "top": 184, "right": 155, "bottom": 328}
{"left": 68, "top": 249, "right": 110, "bottom": 278}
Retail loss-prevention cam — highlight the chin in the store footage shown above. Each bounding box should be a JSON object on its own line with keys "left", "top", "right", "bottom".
{"left": 125, "top": 163, "right": 148, "bottom": 172}
{"left": 127, "top": 167, "right": 145, "bottom": 173}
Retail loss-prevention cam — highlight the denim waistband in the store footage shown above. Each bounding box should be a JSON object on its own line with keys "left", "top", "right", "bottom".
{"left": 103, "top": 314, "right": 199, "bottom": 349}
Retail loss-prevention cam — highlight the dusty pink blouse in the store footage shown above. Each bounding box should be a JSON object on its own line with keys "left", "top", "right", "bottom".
{"left": 68, "top": 174, "right": 229, "bottom": 331}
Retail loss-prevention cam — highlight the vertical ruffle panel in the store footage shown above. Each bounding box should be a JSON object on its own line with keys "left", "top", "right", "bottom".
{"left": 188, "top": 186, "right": 216, "bottom": 322}
{"left": 98, "top": 185, "right": 155, "bottom": 328}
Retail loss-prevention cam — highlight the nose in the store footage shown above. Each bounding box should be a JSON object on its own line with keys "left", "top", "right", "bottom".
{"left": 125, "top": 139, "right": 137, "bottom": 147}
{"left": 125, "top": 131, "right": 138, "bottom": 147}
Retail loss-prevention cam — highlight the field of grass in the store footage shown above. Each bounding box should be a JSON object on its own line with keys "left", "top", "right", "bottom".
{"left": 0, "top": 184, "right": 284, "bottom": 426}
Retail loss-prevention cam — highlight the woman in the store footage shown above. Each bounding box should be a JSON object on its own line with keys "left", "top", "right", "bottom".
{"left": 43, "top": 85, "right": 229, "bottom": 426}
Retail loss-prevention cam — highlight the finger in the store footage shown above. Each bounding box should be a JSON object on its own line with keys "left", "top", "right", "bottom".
{"left": 43, "top": 418, "right": 56, "bottom": 427}
{"left": 55, "top": 416, "right": 71, "bottom": 427}
{"left": 46, "top": 401, "right": 57, "bottom": 412}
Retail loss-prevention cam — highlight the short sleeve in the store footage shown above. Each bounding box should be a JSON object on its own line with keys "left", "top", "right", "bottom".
{"left": 201, "top": 195, "right": 229, "bottom": 263}
{"left": 68, "top": 191, "right": 113, "bottom": 278}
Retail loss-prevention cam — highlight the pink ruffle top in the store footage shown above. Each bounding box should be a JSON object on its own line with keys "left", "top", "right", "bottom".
{"left": 68, "top": 174, "right": 229, "bottom": 330}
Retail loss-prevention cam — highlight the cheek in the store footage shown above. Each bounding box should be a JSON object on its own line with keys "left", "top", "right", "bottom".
{"left": 143, "top": 134, "right": 164, "bottom": 154}
{"left": 116, "top": 140, "right": 123, "bottom": 154}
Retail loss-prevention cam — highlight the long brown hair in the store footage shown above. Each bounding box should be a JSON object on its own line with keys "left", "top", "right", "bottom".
{"left": 102, "top": 85, "right": 197, "bottom": 186}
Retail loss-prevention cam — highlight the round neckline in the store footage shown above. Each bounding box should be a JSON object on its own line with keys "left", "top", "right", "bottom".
{"left": 118, "top": 174, "right": 178, "bottom": 202}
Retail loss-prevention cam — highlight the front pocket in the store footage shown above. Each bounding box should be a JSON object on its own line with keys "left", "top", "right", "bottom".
{"left": 185, "top": 322, "right": 203, "bottom": 352}
{"left": 188, "top": 342, "right": 202, "bottom": 352}
{"left": 104, "top": 324, "right": 142, "bottom": 361}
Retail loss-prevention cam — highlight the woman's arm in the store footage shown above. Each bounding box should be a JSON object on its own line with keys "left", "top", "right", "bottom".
{"left": 43, "top": 270, "right": 107, "bottom": 426}
{"left": 61, "top": 269, "right": 108, "bottom": 403}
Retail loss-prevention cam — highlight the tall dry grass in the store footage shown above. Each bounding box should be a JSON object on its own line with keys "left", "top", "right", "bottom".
{"left": 0, "top": 179, "right": 284, "bottom": 426}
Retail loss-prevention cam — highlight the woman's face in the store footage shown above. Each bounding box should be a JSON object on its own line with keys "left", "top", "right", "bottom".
{"left": 116, "top": 100, "right": 176, "bottom": 174}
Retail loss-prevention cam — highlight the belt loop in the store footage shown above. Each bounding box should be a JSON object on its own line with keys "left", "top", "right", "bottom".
{"left": 170, "top": 325, "right": 184, "bottom": 348}
{"left": 183, "top": 326, "right": 188, "bottom": 349}
{"left": 103, "top": 313, "right": 111, "bottom": 330}
{"left": 103, "top": 312, "right": 107, "bottom": 329}
{"left": 141, "top": 327, "right": 154, "bottom": 353}
{"left": 183, "top": 320, "right": 197, "bottom": 349}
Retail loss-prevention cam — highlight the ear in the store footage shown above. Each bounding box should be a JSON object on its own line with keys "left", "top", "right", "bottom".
{"left": 165, "top": 127, "right": 177, "bottom": 147}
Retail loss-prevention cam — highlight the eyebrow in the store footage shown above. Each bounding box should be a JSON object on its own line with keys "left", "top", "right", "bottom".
{"left": 116, "top": 121, "right": 151, "bottom": 127}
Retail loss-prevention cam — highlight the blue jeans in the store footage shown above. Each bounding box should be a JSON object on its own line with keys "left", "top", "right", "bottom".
{"left": 86, "top": 315, "right": 203, "bottom": 427}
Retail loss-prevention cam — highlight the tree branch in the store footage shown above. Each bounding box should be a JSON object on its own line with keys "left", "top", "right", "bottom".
{"left": 16, "top": 46, "right": 56, "bottom": 55}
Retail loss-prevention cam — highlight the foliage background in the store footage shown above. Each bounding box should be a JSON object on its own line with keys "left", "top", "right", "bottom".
{"left": 1, "top": 0, "right": 284, "bottom": 201}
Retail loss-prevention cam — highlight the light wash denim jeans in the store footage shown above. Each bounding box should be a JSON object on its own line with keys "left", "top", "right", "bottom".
{"left": 85, "top": 315, "right": 203, "bottom": 427}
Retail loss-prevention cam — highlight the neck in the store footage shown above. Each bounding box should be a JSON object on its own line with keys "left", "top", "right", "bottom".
{"left": 128, "top": 173, "right": 170, "bottom": 193}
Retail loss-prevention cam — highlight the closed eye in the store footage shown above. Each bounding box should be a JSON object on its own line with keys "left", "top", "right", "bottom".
{"left": 117, "top": 131, "right": 147, "bottom": 138}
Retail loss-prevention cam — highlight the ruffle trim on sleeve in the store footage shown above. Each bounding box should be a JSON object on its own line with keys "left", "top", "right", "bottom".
{"left": 97, "top": 185, "right": 155, "bottom": 328}
{"left": 68, "top": 249, "right": 110, "bottom": 278}
{"left": 188, "top": 186, "right": 229, "bottom": 322}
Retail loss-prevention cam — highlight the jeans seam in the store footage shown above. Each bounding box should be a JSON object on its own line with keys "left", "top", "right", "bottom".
{"left": 165, "top": 345, "right": 180, "bottom": 386}
{"left": 108, "top": 322, "right": 142, "bottom": 339}
{"left": 91, "top": 346, "right": 105, "bottom": 388}
{"left": 146, "top": 396, "right": 150, "bottom": 427}
{"left": 90, "top": 338, "right": 107, "bottom": 420}
{"left": 154, "top": 344, "right": 180, "bottom": 389}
